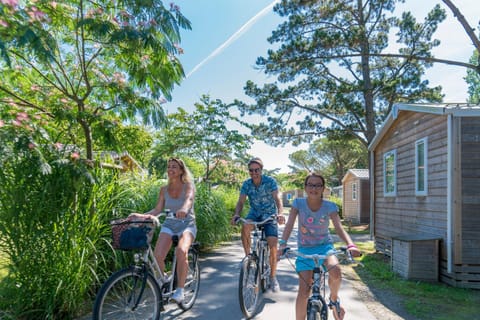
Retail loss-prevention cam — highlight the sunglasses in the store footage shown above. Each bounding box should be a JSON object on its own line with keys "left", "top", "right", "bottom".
{"left": 248, "top": 168, "right": 261, "bottom": 173}
{"left": 306, "top": 183, "right": 324, "bottom": 189}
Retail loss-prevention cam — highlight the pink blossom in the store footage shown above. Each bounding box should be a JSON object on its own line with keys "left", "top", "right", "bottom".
{"left": 0, "top": 120, "right": 4, "bottom": 127}
{"left": 31, "top": 84, "right": 40, "bottom": 91}
{"left": 174, "top": 43, "right": 184, "bottom": 54}
{"left": 60, "top": 98, "right": 68, "bottom": 103}
{"left": 16, "top": 112, "right": 29, "bottom": 121}
{"left": 27, "top": 6, "right": 46, "bottom": 21}
{"left": 28, "top": 142, "right": 36, "bottom": 149}
{"left": 12, "top": 119, "right": 21, "bottom": 126}
{"left": 71, "top": 152, "right": 80, "bottom": 160}
{"left": 54, "top": 142, "right": 63, "bottom": 149}
{"left": 50, "top": 1, "right": 57, "bottom": 8}
{"left": 1, "top": 0, "right": 18, "bottom": 7}
{"left": 0, "top": 20, "right": 8, "bottom": 28}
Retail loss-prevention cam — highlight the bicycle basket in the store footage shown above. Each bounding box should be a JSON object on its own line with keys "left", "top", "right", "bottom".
{"left": 111, "top": 218, "right": 155, "bottom": 250}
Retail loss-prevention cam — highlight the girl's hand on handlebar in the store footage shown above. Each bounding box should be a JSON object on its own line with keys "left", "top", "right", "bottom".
{"left": 276, "top": 214, "right": 286, "bottom": 225}
{"left": 347, "top": 245, "right": 362, "bottom": 258}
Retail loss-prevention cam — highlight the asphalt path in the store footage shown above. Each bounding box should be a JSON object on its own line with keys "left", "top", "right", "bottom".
{"left": 158, "top": 226, "right": 377, "bottom": 320}
{"left": 81, "top": 226, "right": 378, "bottom": 320}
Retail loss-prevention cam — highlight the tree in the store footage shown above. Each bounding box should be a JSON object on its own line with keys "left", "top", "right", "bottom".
{"left": 235, "top": 0, "right": 447, "bottom": 150}
{"left": 152, "top": 95, "right": 252, "bottom": 183}
{"left": 289, "top": 137, "right": 367, "bottom": 186}
{"left": 466, "top": 51, "right": 480, "bottom": 103}
{"left": 0, "top": 0, "right": 191, "bottom": 160}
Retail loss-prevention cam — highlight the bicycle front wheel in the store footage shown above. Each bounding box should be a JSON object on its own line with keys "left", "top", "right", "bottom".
{"left": 238, "top": 255, "right": 260, "bottom": 319}
{"left": 260, "top": 245, "right": 271, "bottom": 292}
{"left": 92, "top": 267, "right": 162, "bottom": 320}
{"left": 178, "top": 249, "right": 201, "bottom": 311}
{"left": 307, "top": 299, "right": 328, "bottom": 320}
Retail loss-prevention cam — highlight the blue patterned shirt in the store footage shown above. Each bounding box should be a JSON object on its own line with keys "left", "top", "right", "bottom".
{"left": 240, "top": 175, "right": 279, "bottom": 220}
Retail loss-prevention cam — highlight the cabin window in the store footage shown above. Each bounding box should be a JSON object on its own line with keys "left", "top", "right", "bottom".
{"left": 415, "top": 137, "right": 428, "bottom": 196}
{"left": 383, "top": 149, "right": 397, "bottom": 196}
{"left": 352, "top": 183, "right": 358, "bottom": 200}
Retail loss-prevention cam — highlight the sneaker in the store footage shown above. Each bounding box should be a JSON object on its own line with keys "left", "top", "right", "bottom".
{"left": 170, "top": 288, "right": 184, "bottom": 304}
{"left": 270, "top": 277, "right": 280, "bottom": 292}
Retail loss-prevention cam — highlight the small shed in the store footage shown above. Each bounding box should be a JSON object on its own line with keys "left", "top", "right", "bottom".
{"left": 341, "top": 169, "right": 370, "bottom": 224}
{"left": 369, "top": 103, "right": 480, "bottom": 289}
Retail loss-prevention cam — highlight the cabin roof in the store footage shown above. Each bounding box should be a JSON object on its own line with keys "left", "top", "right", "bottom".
{"left": 368, "top": 103, "right": 480, "bottom": 151}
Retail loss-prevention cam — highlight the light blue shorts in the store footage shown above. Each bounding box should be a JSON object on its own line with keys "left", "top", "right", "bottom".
{"left": 295, "top": 244, "right": 334, "bottom": 273}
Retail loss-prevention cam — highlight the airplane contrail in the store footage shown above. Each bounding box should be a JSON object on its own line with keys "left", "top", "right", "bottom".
{"left": 185, "top": 0, "right": 280, "bottom": 79}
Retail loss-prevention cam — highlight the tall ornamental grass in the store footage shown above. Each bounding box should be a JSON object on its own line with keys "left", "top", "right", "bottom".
{"left": 0, "top": 121, "right": 122, "bottom": 319}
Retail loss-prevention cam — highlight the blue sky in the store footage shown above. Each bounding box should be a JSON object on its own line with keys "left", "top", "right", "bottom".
{"left": 165, "top": 0, "right": 480, "bottom": 172}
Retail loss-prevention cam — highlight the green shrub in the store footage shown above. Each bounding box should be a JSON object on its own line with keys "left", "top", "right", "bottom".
{"left": 194, "top": 183, "right": 235, "bottom": 248}
{"left": 329, "top": 195, "right": 343, "bottom": 219}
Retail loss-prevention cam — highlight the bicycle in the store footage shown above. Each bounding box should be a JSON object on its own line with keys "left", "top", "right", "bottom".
{"left": 281, "top": 246, "right": 357, "bottom": 320}
{"left": 92, "top": 211, "right": 200, "bottom": 320}
{"left": 235, "top": 215, "right": 277, "bottom": 319}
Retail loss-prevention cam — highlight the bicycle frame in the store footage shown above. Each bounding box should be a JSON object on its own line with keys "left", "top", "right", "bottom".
{"left": 282, "top": 247, "right": 353, "bottom": 320}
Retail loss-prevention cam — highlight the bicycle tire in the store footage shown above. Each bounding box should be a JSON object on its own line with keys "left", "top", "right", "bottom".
{"left": 178, "top": 249, "right": 201, "bottom": 311}
{"left": 238, "top": 255, "right": 260, "bottom": 319}
{"left": 307, "top": 299, "right": 328, "bottom": 320}
{"left": 260, "top": 245, "right": 271, "bottom": 292}
{"left": 92, "top": 267, "right": 162, "bottom": 320}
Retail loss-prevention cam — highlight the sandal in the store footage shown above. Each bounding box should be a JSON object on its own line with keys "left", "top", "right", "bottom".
{"left": 328, "top": 297, "right": 345, "bottom": 320}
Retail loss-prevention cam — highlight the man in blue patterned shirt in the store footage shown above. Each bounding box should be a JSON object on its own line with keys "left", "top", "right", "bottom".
{"left": 232, "top": 157, "right": 285, "bottom": 292}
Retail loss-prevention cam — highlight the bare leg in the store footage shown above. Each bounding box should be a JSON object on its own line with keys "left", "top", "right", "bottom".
{"left": 241, "top": 223, "right": 254, "bottom": 256}
{"left": 175, "top": 232, "right": 194, "bottom": 288}
{"left": 267, "top": 236, "right": 278, "bottom": 277}
{"left": 296, "top": 270, "right": 312, "bottom": 320}
{"left": 325, "top": 256, "right": 345, "bottom": 320}
{"left": 154, "top": 232, "right": 173, "bottom": 272}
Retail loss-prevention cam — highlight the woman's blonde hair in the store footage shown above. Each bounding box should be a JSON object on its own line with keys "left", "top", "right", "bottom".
{"left": 168, "top": 157, "right": 193, "bottom": 184}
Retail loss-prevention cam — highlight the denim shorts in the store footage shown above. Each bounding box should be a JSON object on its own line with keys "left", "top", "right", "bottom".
{"left": 295, "top": 244, "right": 334, "bottom": 273}
{"left": 244, "top": 213, "right": 278, "bottom": 238}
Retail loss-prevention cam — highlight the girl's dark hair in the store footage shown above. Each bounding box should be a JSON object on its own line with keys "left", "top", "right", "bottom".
{"left": 304, "top": 172, "right": 325, "bottom": 187}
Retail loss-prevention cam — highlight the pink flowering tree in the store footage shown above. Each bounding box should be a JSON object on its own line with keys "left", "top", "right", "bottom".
{"left": 0, "top": 0, "right": 190, "bottom": 160}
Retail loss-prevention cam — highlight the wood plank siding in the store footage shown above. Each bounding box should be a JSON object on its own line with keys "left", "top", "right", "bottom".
{"left": 371, "top": 105, "right": 480, "bottom": 289}
{"left": 373, "top": 111, "right": 448, "bottom": 248}
{"left": 460, "top": 117, "right": 480, "bottom": 264}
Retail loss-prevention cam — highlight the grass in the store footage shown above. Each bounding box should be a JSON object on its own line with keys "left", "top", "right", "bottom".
{"left": 351, "top": 240, "right": 480, "bottom": 320}
{"left": 0, "top": 252, "right": 6, "bottom": 278}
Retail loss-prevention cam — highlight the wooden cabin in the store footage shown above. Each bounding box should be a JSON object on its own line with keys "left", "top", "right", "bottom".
{"left": 342, "top": 169, "right": 370, "bottom": 224}
{"left": 368, "top": 103, "right": 480, "bottom": 288}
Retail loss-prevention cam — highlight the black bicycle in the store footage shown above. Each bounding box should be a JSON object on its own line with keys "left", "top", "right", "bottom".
{"left": 92, "top": 212, "right": 200, "bottom": 320}
{"left": 236, "top": 215, "right": 277, "bottom": 319}
{"left": 282, "top": 246, "right": 356, "bottom": 320}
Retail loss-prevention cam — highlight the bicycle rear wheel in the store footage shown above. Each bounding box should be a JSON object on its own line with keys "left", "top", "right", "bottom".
{"left": 307, "top": 299, "right": 328, "bottom": 320}
{"left": 238, "top": 255, "right": 260, "bottom": 319}
{"left": 92, "top": 267, "right": 162, "bottom": 320}
{"left": 178, "top": 248, "right": 201, "bottom": 311}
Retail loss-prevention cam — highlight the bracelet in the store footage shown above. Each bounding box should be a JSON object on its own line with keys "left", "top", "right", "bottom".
{"left": 279, "top": 239, "right": 286, "bottom": 245}
{"left": 347, "top": 244, "right": 357, "bottom": 249}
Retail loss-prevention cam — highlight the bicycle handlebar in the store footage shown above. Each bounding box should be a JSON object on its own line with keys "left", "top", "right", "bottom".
{"left": 281, "top": 247, "right": 357, "bottom": 265}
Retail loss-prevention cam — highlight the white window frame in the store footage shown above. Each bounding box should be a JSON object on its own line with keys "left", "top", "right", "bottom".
{"left": 383, "top": 149, "right": 397, "bottom": 197}
{"left": 415, "top": 137, "right": 428, "bottom": 196}
{"left": 352, "top": 182, "right": 358, "bottom": 200}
